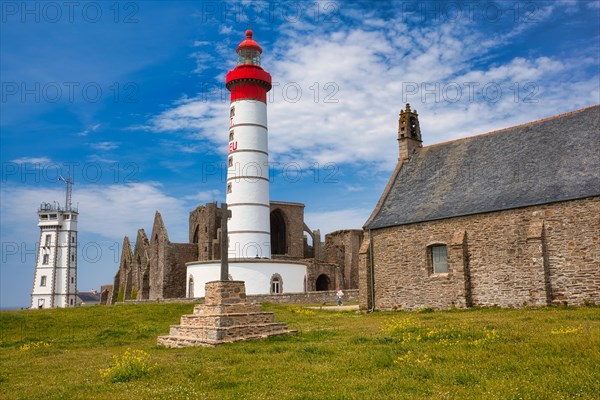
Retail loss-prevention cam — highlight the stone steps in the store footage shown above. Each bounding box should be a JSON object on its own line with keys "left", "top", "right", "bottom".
{"left": 157, "top": 280, "right": 295, "bottom": 348}
{"left": 157, "top": 328, "right": 295, "bottom": 348}
{"left": 192, "top": 304, "right": 263, "bottom": 315}
{"left": 164, "top": 322, "right": 292, "bottom": 342}
{"left": 181, "top": 312, "right": 277, "bottom": 327}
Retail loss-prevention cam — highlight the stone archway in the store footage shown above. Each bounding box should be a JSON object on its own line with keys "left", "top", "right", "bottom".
{"left": 270, "top": 209, "right": 287, "bottom": 255}
{"left": 316, "top": 274, "right": 330, "bottom": 291}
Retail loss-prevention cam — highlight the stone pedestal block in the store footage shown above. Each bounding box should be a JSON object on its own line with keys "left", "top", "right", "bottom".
{"left": 157, "top": 280, "right": 295, "bottom": 348}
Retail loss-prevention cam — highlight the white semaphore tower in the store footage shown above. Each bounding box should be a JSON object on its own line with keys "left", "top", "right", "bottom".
{"left": 30, "top": 176, "right": 78, "bottom": 309}
{"left": 225, "top": 29, "right": 273, "bottom": 259}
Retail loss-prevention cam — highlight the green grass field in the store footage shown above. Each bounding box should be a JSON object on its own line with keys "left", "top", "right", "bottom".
{"left": 1, "top": 303, "right": 598, "bottom": 399}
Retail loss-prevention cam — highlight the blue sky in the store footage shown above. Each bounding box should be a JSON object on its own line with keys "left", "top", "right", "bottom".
{"left": 1, "top": 0, "right": 599, "bottom": 309}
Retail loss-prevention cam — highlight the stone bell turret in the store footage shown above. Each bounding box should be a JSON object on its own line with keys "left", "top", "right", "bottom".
{"left": 398, "top": 103, "right": 423, "bottom": 162}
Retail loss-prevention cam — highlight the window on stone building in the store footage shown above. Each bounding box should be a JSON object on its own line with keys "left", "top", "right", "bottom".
{"left": 227, "top": 183, "right": 232, "bottom": 194}
{"left": 270, "top": 274, "right": 283, "bottom": 294}
{"left": 228, "top": 157, "right": 233, "bottom": 167}
{"left": 40, "top": 275, "right": 47, "bottom": 286}
{"left": 71, "top": 277, "right": 74, "bottom": 284}
{"left": 230, "top": 107, "right": 235, "bottom": 118}
{"left": 429, "top": 244, "right": 448, "bottom": 274}
{"left": 44, "top": 234, "right": 51, "bottom": 247}
{"left": 72, "top": 236, "right": 75, "bottom": 243}
{"left": 71, "top": 254, "right": 75, "bottom": 262}
{"left": 42, "top": 254, "right": 49, "bottom": 265}
{"left": 229, "top": 131, "right": 234, "bottom": 141}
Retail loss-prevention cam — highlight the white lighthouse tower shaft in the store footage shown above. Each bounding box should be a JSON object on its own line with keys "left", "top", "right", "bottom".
{"left": 225, "top": 30, "right": 273, "bottom": 259}
{"left": 30, "top": 176, "right": 78, "bottom": 309}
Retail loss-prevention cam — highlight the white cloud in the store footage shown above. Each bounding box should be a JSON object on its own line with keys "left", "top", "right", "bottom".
{"left": 0, "top": 182, "right": 190, "bottom": 243}
{"left": 92, "top": 141, "right": 119, "bottom": 151}
{"left": 10, "top": 157, "right": 52, "bottom": 164}
{"left": 588, "top": 1, "right": 600, "bottom": 10}
{"left": 219, "top": 25, "right": 233, "bottom": 35}
{"left": 305, "top": 208, "right": 371, "bottom": 235}
{"left": 76, "top": 123, "right": 101, "bottom": 137}
{"left": 138, "top": 6, "right": 599, "bottom": 172}
{"left": 182, "top": 189, "right": 222, "bottom": 204}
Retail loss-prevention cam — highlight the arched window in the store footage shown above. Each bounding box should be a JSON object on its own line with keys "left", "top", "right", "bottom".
{"left": 188, "top": 276, "right": 194, "bottom": 298}
{"left": 270, "top": 274, "right": 283, "bottom": 294}
{"left": 270, "top": 209, "right": 287, "bottom": 255}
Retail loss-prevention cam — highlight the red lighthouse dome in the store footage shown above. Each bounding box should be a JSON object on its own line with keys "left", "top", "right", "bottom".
{"left": 226, "top": 30, "right": 272, "bottom": 102}
{"left": 236, "top": 30, "right": 263, "bottom": 54}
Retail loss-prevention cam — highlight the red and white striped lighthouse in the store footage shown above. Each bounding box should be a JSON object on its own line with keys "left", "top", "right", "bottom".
{"left": 225, "top": 30, "right": 272, "bottom": 259}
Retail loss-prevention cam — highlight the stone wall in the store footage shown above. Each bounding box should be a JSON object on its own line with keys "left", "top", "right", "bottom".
{"left": 132, "top": 229, "right": 150, "bottom": 300}
{"left": 323, "top": 230, "right": 363, "bottom": 289}
{"left": 305, "top": 259, "right": 342, "bottom": 291}
{"left": 163, "top": 243, "right": 198, "bottom": 299}
{"left": 248, "top": 289, "right": 359, "bottom": 305}
{"left": 270, "top": 201, "right": 306, "bottom": 258}
{"left": 124, "top": 289, "right": 359, "bottom": 305}
{"left": 363, "top": 197, "right": 600, "bottom": 310}
{"left": 189, "top": 202, "right": 221, "bottom": 262}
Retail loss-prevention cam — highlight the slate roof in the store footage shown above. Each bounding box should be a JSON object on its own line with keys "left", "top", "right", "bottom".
{"left": 77, "top": 292, "right": 101, "bottom": 303}
{"left": 366, "top": 105, "right": 600, "bottom": 230}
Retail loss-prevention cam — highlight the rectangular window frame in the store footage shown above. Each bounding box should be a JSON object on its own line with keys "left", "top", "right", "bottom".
{"left": 429, "top": 244, "right": 449, "bottom": 274}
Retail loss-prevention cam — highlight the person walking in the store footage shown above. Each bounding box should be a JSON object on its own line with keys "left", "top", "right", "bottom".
{"left": 336, "top": 288, "right": 344, "bottom": 306}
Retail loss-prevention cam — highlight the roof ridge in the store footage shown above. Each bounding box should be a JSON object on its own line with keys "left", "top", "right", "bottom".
{"left": 423, "top": 104, "right": 600, "bottom": 149}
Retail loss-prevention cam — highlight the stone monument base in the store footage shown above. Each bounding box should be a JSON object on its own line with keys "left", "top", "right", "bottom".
{"left": 157, "top": 280, "right": 295, "bottom": 348}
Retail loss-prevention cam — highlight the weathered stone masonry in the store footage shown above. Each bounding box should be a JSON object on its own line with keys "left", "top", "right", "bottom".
{"left": 363, "top": 197, "right": 600, "bottom": 310}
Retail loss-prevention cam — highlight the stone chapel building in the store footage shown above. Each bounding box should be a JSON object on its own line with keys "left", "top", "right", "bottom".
{"left": 359, "top": 104, "right": 600, "bottom": 310}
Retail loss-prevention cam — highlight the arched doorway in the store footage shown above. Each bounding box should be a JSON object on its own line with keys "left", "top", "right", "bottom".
{"left": 316, "top": 274, "right": 330, "bottom": 291}
{"left": 270, "top": 209, "right": 287, "bottom": 255}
